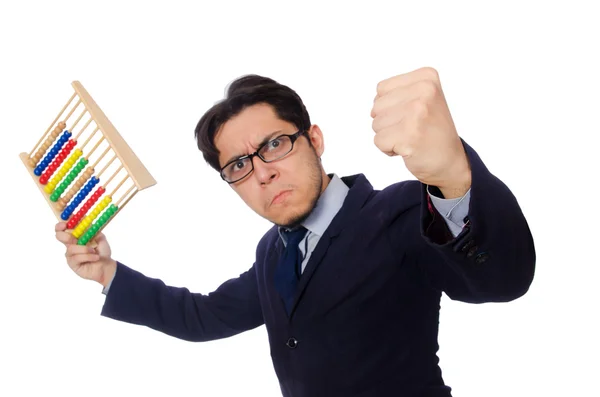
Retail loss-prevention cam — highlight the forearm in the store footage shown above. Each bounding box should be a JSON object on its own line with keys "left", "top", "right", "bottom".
{"left": 101, "top": 261, "right": 264, "bottom": 341}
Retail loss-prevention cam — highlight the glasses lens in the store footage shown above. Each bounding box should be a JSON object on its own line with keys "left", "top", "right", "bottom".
{"left": 259, "top": 135, "right": 293, "bottom": 161}
{"left": 223, "top": 157, "right": 252, "bottom": 182}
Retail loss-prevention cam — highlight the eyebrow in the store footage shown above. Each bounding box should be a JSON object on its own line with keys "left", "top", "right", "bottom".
{"left": 225, "top": 129, "right": 283, "bottom": 165}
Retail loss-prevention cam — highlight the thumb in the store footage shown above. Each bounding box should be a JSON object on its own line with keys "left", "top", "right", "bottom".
{"left": 94, "top": 232, "right": 110, "bottom": 248}
{"left": 55, "top": 221, "right": 68, "bottom": 232}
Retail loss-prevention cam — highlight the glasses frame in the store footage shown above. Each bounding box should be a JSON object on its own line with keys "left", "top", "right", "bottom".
{"left": 220, "top": 129, "right": 307, "bottom": 184}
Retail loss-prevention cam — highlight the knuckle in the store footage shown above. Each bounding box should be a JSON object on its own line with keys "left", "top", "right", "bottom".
{"left": 418, "top": 80, "right": 438, "bottom": 99}
{"left": 421, "top": 66, "right": 440, "bottom": 81}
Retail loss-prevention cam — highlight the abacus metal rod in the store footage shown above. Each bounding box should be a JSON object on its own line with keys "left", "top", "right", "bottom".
{"left": 29, "top": 91, "right": 77, "bottom": 156}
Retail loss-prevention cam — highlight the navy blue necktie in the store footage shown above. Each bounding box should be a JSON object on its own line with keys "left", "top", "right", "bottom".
{"left": 274, "top": 226, "right": 308, "bottom": 314}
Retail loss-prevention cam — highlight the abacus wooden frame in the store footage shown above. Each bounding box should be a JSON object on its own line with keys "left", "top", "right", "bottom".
{"left": 19, "top": 80, "right": 156, "bottom": 224}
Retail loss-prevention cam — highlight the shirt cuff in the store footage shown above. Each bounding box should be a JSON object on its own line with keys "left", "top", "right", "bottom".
{"left": 101, "top": 265, "right": 117, "bottom": 295}
{"left": 427, "top": 185, "right": 471, "bottom": 237}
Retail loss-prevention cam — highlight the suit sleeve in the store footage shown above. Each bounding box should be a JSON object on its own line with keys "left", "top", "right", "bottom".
{"left": 416, "top": 138, "right": 536, "bottom": 303}
{"left": 100, "top": 261, "right": 264, "bottom": 341}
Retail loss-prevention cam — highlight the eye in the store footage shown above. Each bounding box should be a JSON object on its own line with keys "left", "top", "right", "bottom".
{"left": 227, "top": 159, "right": 249, "bottom": 176}
{"left": 234, "top": 160, "right": 246, "bottom": 170}
{"left": 266, "top": 138, "right": 281, "bottom": 150}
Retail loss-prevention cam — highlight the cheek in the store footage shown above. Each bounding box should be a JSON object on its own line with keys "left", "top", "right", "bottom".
{"left": 245, "top": 187, "right": 271, "bottom": 213}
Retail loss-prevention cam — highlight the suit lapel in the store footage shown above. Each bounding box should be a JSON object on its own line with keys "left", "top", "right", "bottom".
{"left": 287, "top": 174, "right": 374, "bottom": 317}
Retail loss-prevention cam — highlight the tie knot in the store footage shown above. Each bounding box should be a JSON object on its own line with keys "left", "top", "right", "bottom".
{"left": 283, "top": 226, "right": 308, "bottom": 247}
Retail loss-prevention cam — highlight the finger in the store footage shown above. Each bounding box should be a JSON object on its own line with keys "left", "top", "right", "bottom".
{"left": 55, "top": 222, "right": 67, "bottom": 232}
{"left": 55, "top": 230, "right": 77, "bottom": 245}
{"left": 373, "top": 127, "right": 399, "bottom": 157}
{"left": 67, "top": 253, "right": 101, "bottom": 268}
{"left": 66, "top": 244, "right": 97, "bottom": 257}
{"left": 372, "top": 112, "right": 404, "bottom": 133}
{"left": 371, "top": 84, "right": 422, "bottom": 118}
{"left": 378, "top": 124, "right": 416, "bottom": 158}
{"left": 376, "top": 67, "right": 440, "bottom": 98}
{"left": 93, "top": 232, "right": 106, "bottom": 245}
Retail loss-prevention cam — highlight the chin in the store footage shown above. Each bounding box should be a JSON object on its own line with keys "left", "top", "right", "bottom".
{"left": 278, "top": 211, "right": 310, "bottom": 229}
{"left": 275, "top": 194, "right": 320, "bottom": 229}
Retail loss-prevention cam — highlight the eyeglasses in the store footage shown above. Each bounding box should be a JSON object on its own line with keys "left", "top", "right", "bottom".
{"left": 220, "top": 130, "right": 307, "bottom": 183}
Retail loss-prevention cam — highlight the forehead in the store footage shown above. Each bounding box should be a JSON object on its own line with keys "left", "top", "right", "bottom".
{"left": 214, "top": 103, "right": 295, "bottom": 165}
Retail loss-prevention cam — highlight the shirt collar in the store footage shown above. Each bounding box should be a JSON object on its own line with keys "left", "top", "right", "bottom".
{"left": 278, "top": 173, "right": 349, "bottom": 242}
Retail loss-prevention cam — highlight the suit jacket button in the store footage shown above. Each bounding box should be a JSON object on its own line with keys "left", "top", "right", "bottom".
{"left": 461, "top": 239, "right": 475, "bottom": 252}
{"left": 475, "top": 252, "right": 489, "bottom": 264}
{"left": 286, "top": 338, "right": 298, "bottom": 349}
{"left": 467, "top": 245, "right": 478, "bottom": 258}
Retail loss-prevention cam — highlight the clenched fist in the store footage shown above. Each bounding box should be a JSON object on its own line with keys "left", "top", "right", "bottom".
{"left": 371, "top": 67, "right": 471, "bottom": 198}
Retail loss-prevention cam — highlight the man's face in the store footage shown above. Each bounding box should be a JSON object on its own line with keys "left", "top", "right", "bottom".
{"left": 214, "top": 103, "right": 328, "bottom": 228}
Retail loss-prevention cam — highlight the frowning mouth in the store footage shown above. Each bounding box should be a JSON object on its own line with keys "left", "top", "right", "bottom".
{"left": 271, "top": 190, "right": 292, "bottom": 205}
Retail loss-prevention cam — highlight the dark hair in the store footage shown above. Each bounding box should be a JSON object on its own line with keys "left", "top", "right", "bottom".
{"left": 194, "top": 74, "right": 312, "bottom": 172}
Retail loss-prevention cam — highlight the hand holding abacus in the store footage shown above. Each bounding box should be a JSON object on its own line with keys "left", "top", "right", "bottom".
{"left": 55, "top": 221, "right": 116, "bottom": 288}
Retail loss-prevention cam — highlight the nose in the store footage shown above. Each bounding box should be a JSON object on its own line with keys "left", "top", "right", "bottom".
{"left": 252, "top": 157, "right": 278, "bottom": 184}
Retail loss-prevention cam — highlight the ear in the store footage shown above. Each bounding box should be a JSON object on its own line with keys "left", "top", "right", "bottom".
{"left": 306, "top": 124, "right": 325, "bottom": 157}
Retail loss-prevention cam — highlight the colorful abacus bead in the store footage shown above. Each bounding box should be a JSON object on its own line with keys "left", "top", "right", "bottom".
{"left": 44, "top": 149, "right": 82, "bottom": 194}
{"left": 67, "top": 186, "right": 106, "bottom": 229}
{"left": 29, "top": 122, "right": 67, "bottom": 168}
{"left": 61, "top": 176, "right": 99, "bottom": 220}
{"left": 77, "top": 204, "right": 118, "bottom": 245}
{"left": 39, "top": 138, "right": 77, "bottom": 184}
{"left": 72, "top": 196, "right": 112, "bottom": 238}
{"left": 50, "top": 157, "right": 89, "bottom": 202}
{"left": 57, "top": 167, "right": 95, "bottom": 211}
{"left": 34, "top": 130, "right": 71, "bottom": 176}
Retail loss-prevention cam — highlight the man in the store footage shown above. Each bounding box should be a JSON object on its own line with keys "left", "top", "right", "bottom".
{"left": 55, "top": 67, "right": 536, "bottom": 396}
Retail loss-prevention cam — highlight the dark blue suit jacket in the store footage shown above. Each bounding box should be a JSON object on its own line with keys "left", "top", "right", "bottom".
{"left": 101, "top": 140, "right": 535, "bottom": 396}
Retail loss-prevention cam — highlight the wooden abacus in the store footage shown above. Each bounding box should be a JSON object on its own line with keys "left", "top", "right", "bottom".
{"left": 20, "top": 81, "right": 156, "bottom": 245}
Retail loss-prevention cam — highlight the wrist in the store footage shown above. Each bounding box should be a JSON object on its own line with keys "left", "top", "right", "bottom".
{"left": 100, "top": 259, "right": 117, "bottom": 288}
{"left": 437, "top": 154, "right": 471, "bottom": 198}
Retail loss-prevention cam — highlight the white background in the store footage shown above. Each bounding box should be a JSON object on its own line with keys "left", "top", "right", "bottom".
{"left": 1, "top": 1, "right": 598, "bottom": 396}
